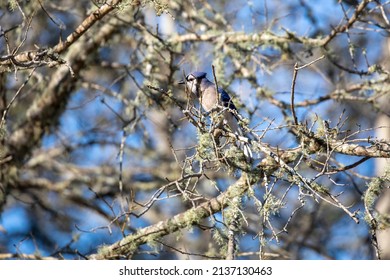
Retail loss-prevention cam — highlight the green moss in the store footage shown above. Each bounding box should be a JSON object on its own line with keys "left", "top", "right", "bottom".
{"left": 365, "top": 167, "right": 389, "bottom": 210}
{"left": 363, "top": 167, "right": 390, "bottom": 230}
{"left": 310, "top": 182, "right": 329, "bottom": 194}
{"left": 364, "top": 177, "right": 383, "bottom": 209}
{"left": 97, "top": 244, "right": 112, "bottom": 258}
{"left": 181, "top": 207, "right": 204, "bottom": 228}
{"left": 261, "top": 193, "right": 283, "bottom": 218}
{"left": 211, "top": 227, "right": 229, "bottom": 258}
{"left": 5, "top": 0, "right": 17, "bottom": 11}
{"left": 225, "top": 145, "right": 244, "bottom": 161}
{"left": 226, "top": 181, "right": 246, "bottom": 198}
{"left": 196, "top": 131, "right": 217, "bottom": 161}
{"left": 225, "top": 197, "right": 242, "bottom": 223}
{"left": 142, "top": 232, "right": 161, "bottom": 249}
{"left": 212, "top": 227, "right": 226, "bottom": 247}
{"left": 151, "top": 0, "right": 169, "bottom": 16}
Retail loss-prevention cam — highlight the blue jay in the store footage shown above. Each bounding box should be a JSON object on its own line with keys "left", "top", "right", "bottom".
{"left": 178, "top": 71, "right": 252, "bottom": 161}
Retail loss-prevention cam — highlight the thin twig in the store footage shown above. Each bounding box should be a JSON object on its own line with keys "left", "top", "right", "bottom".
{"left": 321, "top": 0, "right": 371, "bottom": 46}
{"left": 0, "top": 67, "right": 36, "bottom": 129}
{"left": 211, "top": 65, "right": 220, "bottom": 104}
{"left": 290, "top": 55, "right": 325, "bottom": 126}
{"left": 295, "top": 55, "right": 325, "bottom": 70}
{"left": 290, "top": 62, "right": 299, "bottom": 126}
{"left": 155, "top": 240, "right": 220, "bottom": 259}
{"left": 226, "top": 229, "right": 236, "bottom": 260}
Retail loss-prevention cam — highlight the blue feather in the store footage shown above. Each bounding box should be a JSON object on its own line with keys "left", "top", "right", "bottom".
{"left": 219, "top": 88, "right": 237, "bottom": 111}
{"left": 189, "top": 72, "right": 207, "bottom": 79}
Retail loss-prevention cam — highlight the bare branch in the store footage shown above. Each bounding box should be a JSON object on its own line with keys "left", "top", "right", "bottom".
{"left": 89, "top": 174, "right": 251, "bottom": 259}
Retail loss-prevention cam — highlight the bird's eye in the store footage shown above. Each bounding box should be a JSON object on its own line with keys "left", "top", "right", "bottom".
{"left": 187, "top": 77, "right": 194, "bottom": 81}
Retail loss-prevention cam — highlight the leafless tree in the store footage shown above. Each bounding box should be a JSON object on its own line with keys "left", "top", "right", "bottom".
{"left": 0, "top": 0, "right": 389, "bottom": 260}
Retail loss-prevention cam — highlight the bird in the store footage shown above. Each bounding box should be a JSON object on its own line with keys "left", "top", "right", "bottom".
{"left": 178, "top": 71, "right": 252, "bottom": 161}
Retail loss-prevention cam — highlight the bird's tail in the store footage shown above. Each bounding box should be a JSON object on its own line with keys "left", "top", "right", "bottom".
{"left": 223, "top": 111, "right": 253, "bottom": 162}
{"left": 235, "top": 134, "right": 252, "bottom": 163}
{"left": 241, "top": 141, "right": 253, "bottom": 162}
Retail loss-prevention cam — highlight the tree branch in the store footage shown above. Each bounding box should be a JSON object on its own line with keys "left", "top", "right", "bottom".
{"left": 89, "top": 173, "right": 252, "bottom": 259}
{"left": 1, "top": 15, "right": 125, "bottom": 210}
{"left": 0, "top": 0, "right": 123, "bottom": 71}
{"left": 320, "top": 0, "right": 372, "bottom": 47}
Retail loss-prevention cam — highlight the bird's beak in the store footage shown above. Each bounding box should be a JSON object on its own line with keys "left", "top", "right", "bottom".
{"left": 178, "top": 79, "right": 185, "bottom": 85}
